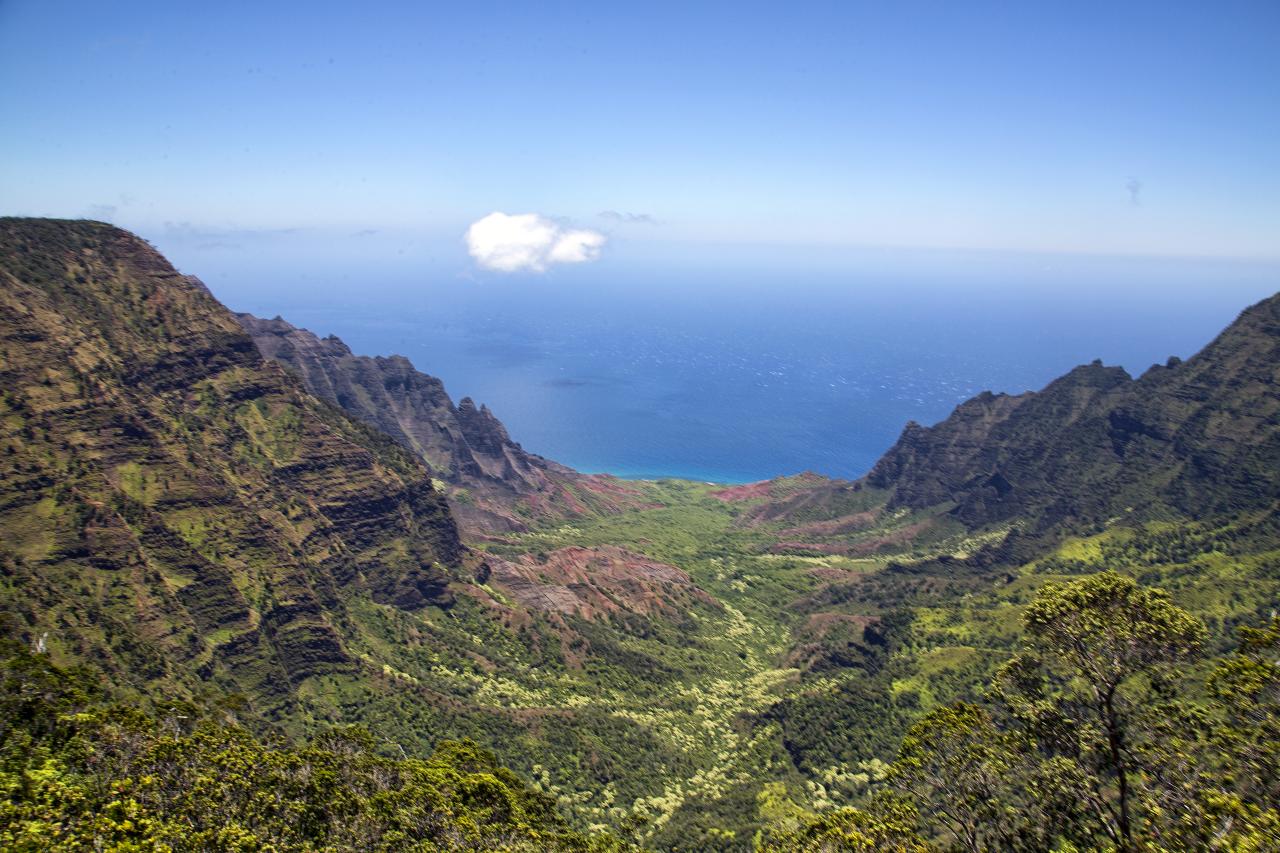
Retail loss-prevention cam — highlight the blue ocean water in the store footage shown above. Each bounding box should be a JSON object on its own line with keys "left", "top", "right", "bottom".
{"left": 166, "top": 235, "right": 1278, "bottom": 483}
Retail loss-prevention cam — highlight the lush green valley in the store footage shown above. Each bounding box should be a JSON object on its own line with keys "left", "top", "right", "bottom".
{"left": 2, "top": 218, "right": 1278, "bottom": 850}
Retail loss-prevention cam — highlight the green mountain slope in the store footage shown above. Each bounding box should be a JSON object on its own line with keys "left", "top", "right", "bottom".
{"left": 0, "top": 218, "right": 467, "bottom": 705}
{"left": 866, "top": 292, "right": 1280, "bottom": 530}
{"left": 0, "top": 641, "right": 624, "bottom": 852}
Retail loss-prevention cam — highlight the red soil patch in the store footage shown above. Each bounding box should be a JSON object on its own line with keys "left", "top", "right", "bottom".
{"left": 488, "top": 545, "right": 718, "bottom": 621}
{"left": 711, "top": 480, "right": 775, "bottom": 502}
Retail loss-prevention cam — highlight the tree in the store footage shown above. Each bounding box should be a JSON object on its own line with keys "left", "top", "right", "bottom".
{"left": 757, "top": 792, "right": 930, "bottom": 853}
{"left": 1209, "top": 614, "right": 1280, "bottom": 803}
{"left": 0, "top": 643, "right": 632, "bottom": 852}
{"left": 889, "top": 573, "right": 1208, "bottom": 851}
{"left": 890, "top": 703, "right": 1017, "bottom": 852}
{"left": 1192, "top": 614, "right": 1280, "bottom": 849}
{"left": 997, "top": 571, "right": 1205, "bottom": 851}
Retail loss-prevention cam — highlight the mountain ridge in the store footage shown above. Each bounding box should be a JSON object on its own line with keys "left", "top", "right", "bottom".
{"left": 864, "top": 291, "right": 1280, "bottom": 531}
{"left": 237, "top": 312, "right": 655, "bottom": 537}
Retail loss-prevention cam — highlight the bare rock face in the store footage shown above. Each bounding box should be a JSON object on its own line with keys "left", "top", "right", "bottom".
{"left": 237, "top": 313, "right": 650, "bottom": 537}
{"left": 0, "top": 218, "right": 463, "bottom": 698}
{"left": 453, "top": 396, "right": 511, "bottom": 459}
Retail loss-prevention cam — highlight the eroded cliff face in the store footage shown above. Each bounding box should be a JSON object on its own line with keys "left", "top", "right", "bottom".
{"left": 237, "top": 312, "right": 652, "bottom": 537}
{"left": 0, "top": 218, "right": 462, "bottom": 698}
{"left": 865, "top": 294, "right": 1280, "bottom": 529}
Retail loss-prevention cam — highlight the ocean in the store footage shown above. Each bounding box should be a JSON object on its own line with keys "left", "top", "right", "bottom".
{"left": 164, "top": 233, "right": 1278, "bottom": 483}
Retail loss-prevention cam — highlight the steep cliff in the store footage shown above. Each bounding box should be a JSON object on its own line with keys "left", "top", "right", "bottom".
{"left": 237, "top": 312, "right": 651, "bottom": 536}
{"left": 0, "top": 218, "right": 463, "bottom": 700}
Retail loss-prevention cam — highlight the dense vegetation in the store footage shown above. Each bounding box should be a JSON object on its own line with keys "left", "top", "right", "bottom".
{"left": 8, "top": 570, "right": 1276, "bottom": 850}
{"left": 0, "top": 642, "right": 626, "bottom": 851}
{"left": 762, "top": 574, "right": 1280, "bottom": 851}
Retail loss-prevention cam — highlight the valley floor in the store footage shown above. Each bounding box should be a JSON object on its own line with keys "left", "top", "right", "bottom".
{"left": 283, "top": 475, "right": 1280, "bottom": 849}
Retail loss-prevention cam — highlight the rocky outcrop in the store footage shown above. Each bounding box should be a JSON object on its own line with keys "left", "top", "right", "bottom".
{"left": 0, "top": 218, "right": 463, "bottom": 699}
{"left": 238, "top": 315, "right": 501, "bottom": 480}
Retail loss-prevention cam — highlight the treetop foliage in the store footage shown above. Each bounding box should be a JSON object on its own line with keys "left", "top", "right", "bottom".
{"left": 0, "top": 642, "right": 629, "bottom": 852}
{"left": 766, "top": 577, "right": 1280, "bottom": 852}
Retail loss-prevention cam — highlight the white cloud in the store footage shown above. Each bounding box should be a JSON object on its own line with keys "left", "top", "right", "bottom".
{"left": 547, "top": 228, "right": 606, "bottom": 264}
{"left": 465, "top": 212, "right": 606, "bottom": 272}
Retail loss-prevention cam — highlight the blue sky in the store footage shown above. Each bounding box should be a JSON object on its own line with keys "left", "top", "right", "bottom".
{"left": 1, "top": 1, "right": 1278, "bottom": 262}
